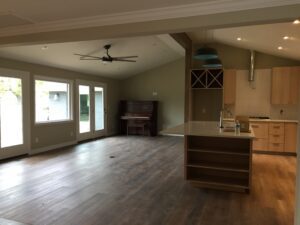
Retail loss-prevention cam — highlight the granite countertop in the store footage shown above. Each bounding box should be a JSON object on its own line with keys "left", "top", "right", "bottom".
{"left": 224, "top": 118, "right": 298, "bottom": 123}
{"left": 161, "top": 121, "right": 255, "bottom": 139}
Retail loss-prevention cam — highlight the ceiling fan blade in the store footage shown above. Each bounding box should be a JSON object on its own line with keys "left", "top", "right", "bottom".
{"left": 113, "top": 56, "right": 138, "bottom": 59}
{"left": 113, "top": 59, "right": 137, "bottom": 62}
{"left": 79, "top": 58, "right": 101, "bottom": 60}
{"left": 74, "top": 53, "right": 102, "bottom": 59}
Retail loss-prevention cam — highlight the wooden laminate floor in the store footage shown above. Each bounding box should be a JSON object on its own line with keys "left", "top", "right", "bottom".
{"left": 0, "top": 136, "right": 296, "bottom": 225}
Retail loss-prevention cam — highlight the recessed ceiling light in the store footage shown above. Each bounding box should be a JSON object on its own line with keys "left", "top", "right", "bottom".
{"left": 237, "top": 37, "right": 242, "bottom": 41}
{"left": 293, "top": 19, "right": 300, "bottom": 24}
{"left": 41, "top": 46, "right": 48, "bottom": 50}
{"left": 278, "top": 46, "right": 283, "bottom": 50}
{"left": 283, "top": 36, "right": 289, "bottom": 40}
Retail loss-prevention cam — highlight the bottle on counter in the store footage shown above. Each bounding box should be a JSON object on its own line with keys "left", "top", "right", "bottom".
{"left": 235, "top": 120, "right": 240, "bottom": 134}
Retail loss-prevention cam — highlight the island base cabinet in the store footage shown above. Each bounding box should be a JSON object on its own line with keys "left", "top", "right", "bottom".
{"left": 185, "top": 136, "right": 252, "bottom": 193}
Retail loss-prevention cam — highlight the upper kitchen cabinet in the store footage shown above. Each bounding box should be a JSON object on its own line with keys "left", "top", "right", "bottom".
{"left": 223, "top": 69, "right": 236, "bottom": 105}
{"left": 271, "top": 67, "right": 300, "bottom": 105}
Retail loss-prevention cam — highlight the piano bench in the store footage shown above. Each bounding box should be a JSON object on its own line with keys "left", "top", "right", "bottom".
{"left": 127, "top": 122, "right": 149, "bottom": 136}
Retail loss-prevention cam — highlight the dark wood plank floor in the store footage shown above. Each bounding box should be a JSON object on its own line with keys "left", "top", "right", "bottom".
{"left": 0, "top": 136, "right": 296, "bottom": 225}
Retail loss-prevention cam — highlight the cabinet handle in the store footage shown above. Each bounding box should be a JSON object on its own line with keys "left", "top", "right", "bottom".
{"left": 252, "top": 125, "right": 259, "bottom": 128}
{"left": 273, "top": 143, "right": 280, "bottom": 146}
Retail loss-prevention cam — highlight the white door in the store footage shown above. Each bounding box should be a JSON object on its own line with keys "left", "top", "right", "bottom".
{"left": 77, "top": 80, "right": 107, "bottom": 141}
{"left": 0, "top": 68, "right": 30, "bottom": 160}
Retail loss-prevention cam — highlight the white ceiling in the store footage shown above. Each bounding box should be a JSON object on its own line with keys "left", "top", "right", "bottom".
{"left": 0, "top": 35, "right": 184, "bottom": 79}
{"left": 1, "top": 0, "right": 212, "bottom": 22}
{"left": 0, "top": 0, "right": 298, "bottom": 38}
{"left": 188, "top": 22, "right": 300, "bottom": 61}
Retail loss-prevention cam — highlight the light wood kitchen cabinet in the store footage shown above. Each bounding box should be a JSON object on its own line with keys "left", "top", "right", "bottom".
{"left": 271, "top": 67, "right": 300, "bottom": 105}
{"left": 223, "top": 69, "right": 236, "bottom": 105}
{"left": 251, "top": 122, "right": 269, "bottom": 151}
{"left": 250, "top": 121, "right": 298, "bottom": 154}
{"left": 284, "top": 123, "right": 298, "bottom": 153}
{"left": 251, "top": 122, "right": 269, "bottom": 138}
{"left": 252, "top": 138, "right": 269, "bottom": 151}
{"left": 269, "top": 123, "right": 284, "bottom": 135}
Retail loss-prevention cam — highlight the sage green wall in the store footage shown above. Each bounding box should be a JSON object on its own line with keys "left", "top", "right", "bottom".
{"left": 121, "top": 43, "right": 300, "bottom": 130}
{"left": 121, "top": 59, "right": 185, "bottom": 131}
{"left": 0, "top": 57, "right": 120, "bottom": 150}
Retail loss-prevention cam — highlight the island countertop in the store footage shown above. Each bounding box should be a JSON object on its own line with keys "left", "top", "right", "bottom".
{"left": 161, "top": 121, "right": 255, "bottom": 139}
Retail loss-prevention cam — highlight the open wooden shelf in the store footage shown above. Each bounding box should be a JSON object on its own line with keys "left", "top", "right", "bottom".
{"left": 188, "top": 148, "right": 249, "bottom": 156}
{"left": 187, "top": 162, "right": 249, "bottom": 173}
{"left": 188, "top": 175, "right": 249, "bottom": 190}
{"left": 185, "top": 136, "right": 252, "bottom": 192}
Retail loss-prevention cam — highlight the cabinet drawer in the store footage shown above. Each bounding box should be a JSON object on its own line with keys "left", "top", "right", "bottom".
{"left": 252, "top": 138, "right": 269, "bottom": 151}
{"left": 269, "top": 134, "right": 284, "bottom": 144}
{"left": 250, "top": 123, "right": 269, "bottom": 139}
{"left": 269, "top": 143, "right": 284, "bottom": 152}
{"left": 269, "top": 123, "right": 284, "bottom": 135}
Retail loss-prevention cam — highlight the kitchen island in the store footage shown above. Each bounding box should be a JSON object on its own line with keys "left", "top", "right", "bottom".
{"left": 161, "top": 121, "right": 255, "bottom": 193}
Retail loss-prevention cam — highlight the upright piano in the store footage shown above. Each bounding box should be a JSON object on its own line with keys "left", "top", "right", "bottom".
{"left": 119, "top": 100, "right": 158, "bottom": 136}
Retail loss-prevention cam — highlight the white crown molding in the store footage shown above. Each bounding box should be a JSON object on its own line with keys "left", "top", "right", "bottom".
{"left": 0, "top": 0, "right": 298, "bottom": 37}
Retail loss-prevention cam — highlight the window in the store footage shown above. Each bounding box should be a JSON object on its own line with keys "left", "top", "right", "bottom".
{"left": 35, "top": 78, "right": 72, "bottom": 123}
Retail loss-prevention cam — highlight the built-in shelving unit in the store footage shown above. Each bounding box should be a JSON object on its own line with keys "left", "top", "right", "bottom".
{"left": 191, "top": 69, "right": 223, "bottom": 89}
{"left": 185, "top": 136, "right": 252, "bottom": 192}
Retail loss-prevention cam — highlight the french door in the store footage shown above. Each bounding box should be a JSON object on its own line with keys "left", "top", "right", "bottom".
{"left": 0, "top": 68, "right": 30, "bottom": 160}
{"left": 77, "top": 80, "right": 107, "bottom": 141}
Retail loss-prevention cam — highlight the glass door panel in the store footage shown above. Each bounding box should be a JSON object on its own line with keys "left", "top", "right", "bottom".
{"left": 0, "top": 77, "right": 23, "bottom": 148}
{"left": 79, "top": 85, "right": 90, "bottom": 133}
{"left": 94, "top": 86, "right": 104, "bottom": 131}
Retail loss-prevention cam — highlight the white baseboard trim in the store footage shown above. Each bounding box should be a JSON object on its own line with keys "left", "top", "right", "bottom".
{"left": 30, "top": 140, "right": 78, "bottom": 155}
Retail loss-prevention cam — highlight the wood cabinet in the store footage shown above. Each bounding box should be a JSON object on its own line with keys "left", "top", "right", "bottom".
{"left": 251, "top": 122, "right": 269, "bottom": 151}
{"left": 271, "top": 67, "right": 300, "bottom": 105}
{"left": 251, "top": 121, "right": 298, "bottom": 154}
{"left": 251, "top": 122, "right": 269, "bottom": 138}
{"left": 284, "top": 123, "right": 298, "bottom": 153}
{"left": 223, "top": 69, "right": 236, "bottom": 105}
{"left": 186, "top": 136, "right": 252, "bottom": 192}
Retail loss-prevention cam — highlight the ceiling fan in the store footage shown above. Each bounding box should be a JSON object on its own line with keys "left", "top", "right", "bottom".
{"left": 74, "top": 44, "right": 138, "bottom": 63}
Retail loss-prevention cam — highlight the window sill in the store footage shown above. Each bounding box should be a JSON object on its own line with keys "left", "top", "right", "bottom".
{"left": 34, "top": 120, "right": 74, "bottom": 127}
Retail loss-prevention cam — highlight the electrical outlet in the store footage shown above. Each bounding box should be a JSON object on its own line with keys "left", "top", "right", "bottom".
{"left": 35, "top": 137, "right": 39, "bottom": 143}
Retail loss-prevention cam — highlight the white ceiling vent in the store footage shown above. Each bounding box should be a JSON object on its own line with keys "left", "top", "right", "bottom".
{"left": 0, "top": 12, "right": 33, "bottom": 29}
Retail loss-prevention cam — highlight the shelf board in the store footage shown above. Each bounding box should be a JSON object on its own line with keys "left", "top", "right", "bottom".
{"left": 186, "top": 162, "right": 249, "bottom": 173}
{"left": 188, "top": 148, "right": 249, "bottom": 156}
{"left": 188, "top": 175, "right": 249, "bottom": 189}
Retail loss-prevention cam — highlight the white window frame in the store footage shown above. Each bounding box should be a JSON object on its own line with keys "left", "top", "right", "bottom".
{"left": 34, "top": 75, "right": 73, "bottom": 125}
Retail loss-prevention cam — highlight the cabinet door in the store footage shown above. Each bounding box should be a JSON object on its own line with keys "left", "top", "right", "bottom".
{"left": 284, "top": 123, "right": 298, "bottom": 153}
{"left": 250, "top": 122, "right": 269, "bottom": 139}
{"left": 253, "top": 138, "right": 269, "bottom": 151}
{"left": 271, "top": 67, "right": 300, "bottom": 105}
{"left": 223, "top": 69, "right": 236, "bottom": 105}
{"left": 271, "top": 67, "right": 290, "bottom": 105}
{"left": 289, "top": 67, "right": 300, "bottom": 104}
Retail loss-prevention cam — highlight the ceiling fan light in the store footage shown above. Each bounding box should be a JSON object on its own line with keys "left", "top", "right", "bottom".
{"left": 194, "top": 47, "right": 218, "bottom": 60}
{"left": 202, "top": 58, "right": 223, "bottom": 68}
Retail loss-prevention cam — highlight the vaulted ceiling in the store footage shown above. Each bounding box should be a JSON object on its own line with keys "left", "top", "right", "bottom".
{"left": 0, "top": 35, "right": 184, "bottom": 79}
{"left": 188, "top": 22, "right": 300, "bottom": 61}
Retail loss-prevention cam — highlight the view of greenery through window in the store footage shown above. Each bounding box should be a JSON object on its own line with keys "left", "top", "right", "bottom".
{"left": 0, "top": 77, "right": 23, "bottom": 148}
{"left": 35, "top": 80, "right": 71, "bottom": 123}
